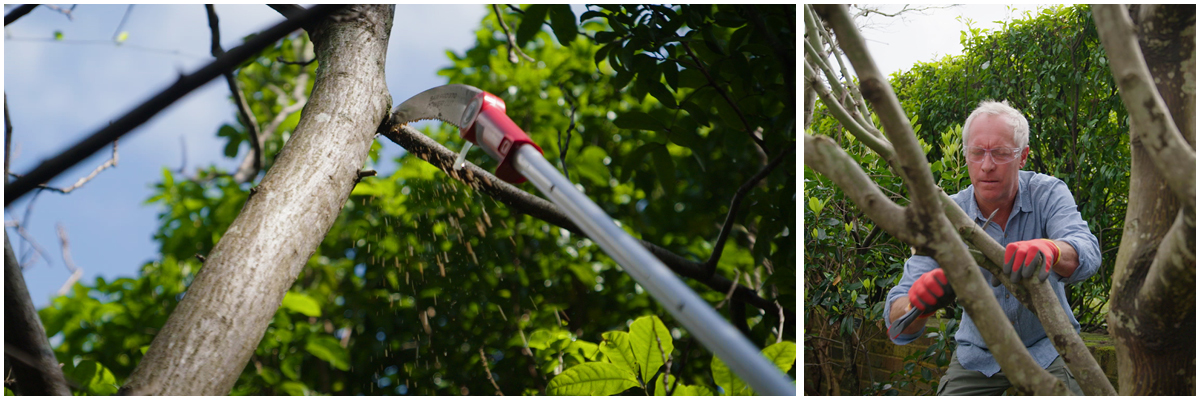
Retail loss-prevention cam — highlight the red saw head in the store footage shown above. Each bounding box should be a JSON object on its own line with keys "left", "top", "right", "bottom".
{"left": 391, "top": 84, "right": 542, "bottom": 183}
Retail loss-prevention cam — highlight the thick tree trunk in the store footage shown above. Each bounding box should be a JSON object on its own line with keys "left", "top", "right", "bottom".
{"left": 5, "top": 236, "right": 72, "bottom": 395}
{"left": 1105, "top": 4, "right": 1196, "bottom": 396}
{"left": 119, "top": 5, "right": 394, "bottom": 395}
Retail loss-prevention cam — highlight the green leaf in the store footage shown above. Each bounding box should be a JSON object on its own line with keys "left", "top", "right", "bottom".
{"left": 547, "top": 5, "right": 577, "bottom": 46}
{"left": 575, "top": 145, "right": 612, "bottom": 186}
{"left": 565, "top": 339, "right": 601, "bottom": 361}
{"left": 647, "top": 81, "right": 678, "bottom": 109}
{"left": 305, "top": 336, "right": 350, "bottom": 371}
{"left": 619, "top": 144, "right": 653, "bottom": 182}
{"left": 115, "top": 31, "right": 129, "bottom": 44}
{"left": 629, "top": 315, "right": 673, "bottom": 381}
{"left": 613, "top": 111, "right": 665, "bottom": 132}
{"left": 515, "top": 5, "right": 550, "bottom": 47}
{"left": 712, "top": 355, "right": 752, "bottom": 395}
{"left": 674, "top": 384, "right": 715, "bottom": 396}
{"left": 281, "top": 381, "right": 310, "bottom": 396}
{"left": 649, "top": 145, "right": 677, "bottom": 196}
{"left": 599, "top": 331, "right": 638, "bottom": 375}
{"left": 281, "top": 354, "right": 302, "bottom": 380}
{"left": 280, "top": 291, "right": 322, "bottom": 317}
{"left": 761, "top": 341, "right": 797, "bottom": 374}
{"left": 54, "top": 30, "right": 63, "bottom": 41}
{"left": 546, "top": 362, "right": 640, "bottom": 395}
{"left": 65, "top": 360, "right": 119, "bottom": 395}
{"left": 218, "top": 124, "right": 242, "bottom": 158}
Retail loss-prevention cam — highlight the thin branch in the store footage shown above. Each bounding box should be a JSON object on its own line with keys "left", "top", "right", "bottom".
{"left": 42, "top": 4, "right": 76, "bottom": 21}
{"left": 111, "top": 5, "right": 134, "bottom": 42}
{"left": 715, "top": 269, "right": 741, "bottom": 309}
{"left": 5, "top": 92, "right": 12, "bottom": 182}
{"left": 555, "top": 82, "right": 577, "bottom": 181}
{"left": 54, "top": 223, "right": 83, "bottom": 296}
{"left": 679, "top": 41, "right": 765, "bottom": 153}
{"left": 3, "top": 36, "right": 208, "bottom": 59}
{"left": 4, "top": 4, "right": 37, "bottom": 26}
{"left": 492, "top": 4, "right": 534, "bottom": 63}
{"left": 1092, "top": 4, "right": 1195, "bottom": 209}
{"left": 5, "top": 4, "right": 345, "bottom": 206}
{"left": 7, "top": 218, "right": 50, "bottom": 269}
{"left": 479, "top": 348, "right": 504, "bottom": 395}
{"left": 275, "top": 56, "right": 316, "bottom": 66}
{"left": 704, "top": 142, "right": 795, "bottom": 275}
{"left": 804, "top": 61, "right": 894, "bottom": 158}
{"left": 206, "top": 4, "right": 265, "bottom": 184}
{"left": 28, "top": 140, "right": 120, "bottom": 195}
{"left": 379, "top": 123, "right": 792, "bottom": 329}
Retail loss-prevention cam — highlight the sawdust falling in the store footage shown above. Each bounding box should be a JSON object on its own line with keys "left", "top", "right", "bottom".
{"left": 465, "top": 242, "right": 478, "bottom": 265}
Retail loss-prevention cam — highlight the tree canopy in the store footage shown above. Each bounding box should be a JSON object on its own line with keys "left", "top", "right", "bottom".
{"left": 27, "top": 4, "right": 795, "bottom": 396}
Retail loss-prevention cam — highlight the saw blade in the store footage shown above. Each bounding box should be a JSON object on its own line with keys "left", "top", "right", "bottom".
{"left": 390, "top": 84, "right": 483, "bottom": 129}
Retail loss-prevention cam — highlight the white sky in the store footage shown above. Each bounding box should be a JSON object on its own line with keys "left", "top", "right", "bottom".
{"left": 853, "top": 4, "right": 1049, "bottom": 77}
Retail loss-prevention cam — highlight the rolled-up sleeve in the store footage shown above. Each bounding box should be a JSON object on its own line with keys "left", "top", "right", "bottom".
{"left": 1040, "top": 179, "right": 1101, "bottom": 285}
{"left": 884, "top": 254, "right": 939, "bottom": 345}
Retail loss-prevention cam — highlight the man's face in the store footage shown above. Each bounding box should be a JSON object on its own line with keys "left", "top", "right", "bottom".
{"left": 966, "top": 114, "right": 1029, "bottom": 207}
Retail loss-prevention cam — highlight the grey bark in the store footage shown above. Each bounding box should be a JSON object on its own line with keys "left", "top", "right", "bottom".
{"left": 1095, "top": 4, "right": 1196, "bottom": 395}
{"left": 118, "top": 5, "right": 395, "bottom": 395}
{"left": 5, "top": 235, "right": 72, "bottom": 395}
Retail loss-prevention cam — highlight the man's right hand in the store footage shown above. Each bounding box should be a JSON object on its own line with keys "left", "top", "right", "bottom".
{"left": 908, "top": 268, "right": 956, "bottom": 317}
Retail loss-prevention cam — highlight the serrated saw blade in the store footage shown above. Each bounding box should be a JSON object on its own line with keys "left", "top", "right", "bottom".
{"left": 390, "top": 84, "right": 483, "bottom": 129}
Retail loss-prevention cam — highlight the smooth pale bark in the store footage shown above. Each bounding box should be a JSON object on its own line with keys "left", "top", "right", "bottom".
{"left": 1094, "top": 4, "right": 1197, "bottom": 395}
{"left": 119, "top": 5, "right": 395, "bottom": 395}
{"left": 809, "top": 4, "right": 1070, "bottom": 394}
{"left": 5, "top": 236, "right": 72, "bottom": 395}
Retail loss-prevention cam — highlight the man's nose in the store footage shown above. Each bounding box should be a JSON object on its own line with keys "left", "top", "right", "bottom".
{"left": 980, "top": 154, "right": 997, "bottom": 171}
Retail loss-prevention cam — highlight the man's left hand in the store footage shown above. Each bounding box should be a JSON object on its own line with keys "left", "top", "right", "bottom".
{"left": 1004, "top": 239, "right": 1060, "bottom": 283}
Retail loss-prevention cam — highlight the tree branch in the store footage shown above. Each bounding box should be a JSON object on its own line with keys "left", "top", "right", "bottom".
{"left": 204, "top": 4, "right": 263, "bottom": 182}
{"left": 4, "top": 4, "right": 345, "bottom": 207}
{"left": 803, "top": 61, "right": 893, "bottom": 158}
{"left": 812, "top": 4, "right": 1072, "bottom": 394}
{"left": 54, "top": 223, "right": 84, "bottom": 296}
{"left": 1137, "top": 207, "right": 1196, "bottom": 324}
{"left": 492, "top": 4, "right": 534, "bottom": 64}
{"left": 1092, "top": 4, "right": 1196, "bottom": 210}
{"left": 4, "top": 4, "right": 37, "bottom": 26}
{"left": 679, "top": 41, "right": 766, "bottom": 154}
{"left": 4, "top": 235, "right": 72, "bottom": 395}
{"left": 704, "top": 143, "right": 795, "bottom": 275}
{"left": 378, "top": 123, "right": 792, "bottom": 331}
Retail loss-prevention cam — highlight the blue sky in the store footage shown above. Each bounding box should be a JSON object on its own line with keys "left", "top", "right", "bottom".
{"left": 4, "top": 4, "right": 493, "bottom": 307}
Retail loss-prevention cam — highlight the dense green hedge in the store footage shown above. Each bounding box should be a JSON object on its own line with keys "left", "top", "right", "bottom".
{"left": 805, "top": 5, "right": 1129, "bottom": 394}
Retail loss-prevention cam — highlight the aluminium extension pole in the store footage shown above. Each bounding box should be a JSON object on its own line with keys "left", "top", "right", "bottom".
{"left": 511, "top": 145, "right": 795, "bottom": 396}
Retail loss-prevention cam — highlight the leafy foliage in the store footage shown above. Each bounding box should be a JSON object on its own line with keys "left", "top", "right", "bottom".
{"left": 805, "top": 4, "right": 1128, "bottom": 394}
{"left": 35, "top": 5, "right": 795, "bottom": 396}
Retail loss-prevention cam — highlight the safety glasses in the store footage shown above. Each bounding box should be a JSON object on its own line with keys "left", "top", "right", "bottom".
{"left": 965, "top": 146, "right": 1024, "bottom": 164}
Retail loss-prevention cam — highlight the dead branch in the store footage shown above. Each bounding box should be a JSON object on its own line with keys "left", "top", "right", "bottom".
{"left": 54, "top": 223, "right": 83, "bottom": 296}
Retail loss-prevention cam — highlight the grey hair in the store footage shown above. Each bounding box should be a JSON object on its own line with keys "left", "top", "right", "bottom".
{"left": 962, "top": 100, "right": 1030, "bottom": 150}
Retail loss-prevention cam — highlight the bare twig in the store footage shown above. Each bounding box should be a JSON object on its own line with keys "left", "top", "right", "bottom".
{"left": 43, "top": 4, "right": 76, "bottom": 21}
{"left": 704, "top": 143, "right": 796, "bottom": 276}
{"left": 55, "top": 223, "right": 83, "bottom": 296}
{"left": 111, "top": 5, "right": 134, "bottom": 42}
{"left": 7, "top": 218, "right": 51, "bottom": 269}
{"left": 4, "top": 4, "right": 38, "bottom": 26}
{"left": 11, "top": 140, "right": 120, "bottom": 195}
{"left": 715, "top": 269, "right": 741, "bottom": 309}
{"left": 479, "top": 348, "right": 504, "bottom": 395}
{"left": 555, "top": 82, "right": 577, "bottom": 181}
{"left": 6, "top": 92, "right": 12, "bottom": 181}
{"left": 205, "top": 4, "right": 266, "bottom": 184}
{"left": 5, "top": 4, "right": 345, "bottom": 206}
{"left": 492, "top": 4, "right": 535, "bottom": 63}
{"left": 679, "top": 41, "right": 765, "bottom": 153}
{"left": 275, "top": 56, "right": 316, "bottom": 66}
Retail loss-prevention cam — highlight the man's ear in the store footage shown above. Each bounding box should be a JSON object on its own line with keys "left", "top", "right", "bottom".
{"left": 1019, "top": 146, "right": 1031, "bottom": 167}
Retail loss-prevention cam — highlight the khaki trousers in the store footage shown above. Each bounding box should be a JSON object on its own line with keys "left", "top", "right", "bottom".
{"left": 936, "top": 351, "right": 1084, "bottom": 395}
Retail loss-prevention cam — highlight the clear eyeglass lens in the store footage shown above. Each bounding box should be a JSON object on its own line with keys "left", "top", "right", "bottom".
{"left": 966, "top": 147, "right": 1020, "bottom": 164}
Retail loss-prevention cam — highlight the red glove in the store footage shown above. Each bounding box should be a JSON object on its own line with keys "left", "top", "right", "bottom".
{"left": 1004, "top": 239, "right": 1060, "bottom": 283}
{"left": 908, "top": 269, "right": 956, "bottom": 318}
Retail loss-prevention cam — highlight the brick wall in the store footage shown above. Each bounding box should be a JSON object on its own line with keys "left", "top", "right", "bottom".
{"left": 806, "top": 316, "right": 1119, "bottom": 395}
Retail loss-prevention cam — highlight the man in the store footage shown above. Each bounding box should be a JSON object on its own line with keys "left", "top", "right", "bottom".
{"left": 884, "top": 100, "right": 1100, "bottom": 395}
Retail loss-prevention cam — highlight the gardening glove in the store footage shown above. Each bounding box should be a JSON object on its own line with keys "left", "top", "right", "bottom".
{"left": 890, "top": 269, "right": 956, "bottom": 339}
{"left": 1003, "top": 239, "right": 1060, "bottom": 283}
{"left": 908, "top": 268, "right": 956, "bottom": 318}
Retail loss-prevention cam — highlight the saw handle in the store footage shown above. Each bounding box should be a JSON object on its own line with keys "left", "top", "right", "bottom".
{"left": 460, "top": 92, "right": 543, "bottom": 183}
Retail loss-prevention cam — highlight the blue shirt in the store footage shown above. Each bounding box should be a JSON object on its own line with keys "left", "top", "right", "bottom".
{"left": 884, "top": 170, "right": 1101, "bottom": 377}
